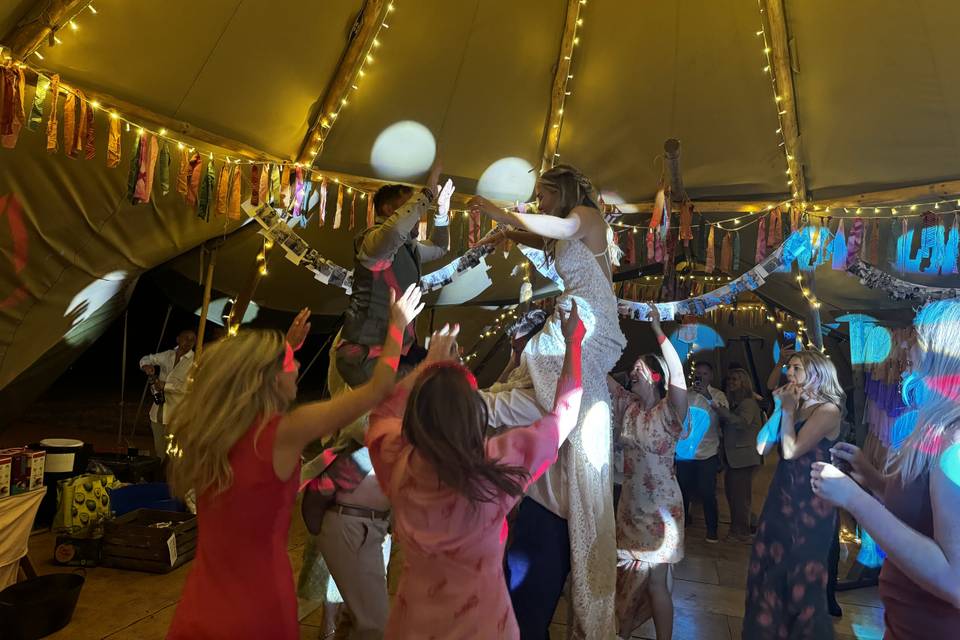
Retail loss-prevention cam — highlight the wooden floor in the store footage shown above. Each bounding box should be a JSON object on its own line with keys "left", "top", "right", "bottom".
{"left": 26, "top": 459, "right": 885, "bottom": 639}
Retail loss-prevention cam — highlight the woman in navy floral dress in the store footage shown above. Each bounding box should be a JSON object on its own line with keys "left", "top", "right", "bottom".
{"left": 743, "top": 351, "right": 844, "bottom": 639}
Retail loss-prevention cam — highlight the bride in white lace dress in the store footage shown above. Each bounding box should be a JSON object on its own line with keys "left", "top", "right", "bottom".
{"left": 470, "top": 165, "right": 626, "bottom": 639}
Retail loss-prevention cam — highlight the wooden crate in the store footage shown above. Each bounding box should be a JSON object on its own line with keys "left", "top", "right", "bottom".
{"left": 102, "top": 508, "right": 197, "bottom": 573}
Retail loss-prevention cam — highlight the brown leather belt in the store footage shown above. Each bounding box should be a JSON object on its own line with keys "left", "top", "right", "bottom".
{"left": 333, "top": 504, "right": 390, "bottom": 521}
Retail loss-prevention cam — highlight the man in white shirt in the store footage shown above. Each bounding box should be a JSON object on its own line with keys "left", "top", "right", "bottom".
{"left": 139, "top": 330, "right": 196, "bottom": 461}
{"left": 675, "top": 361, "right": 728, "bottom": 543}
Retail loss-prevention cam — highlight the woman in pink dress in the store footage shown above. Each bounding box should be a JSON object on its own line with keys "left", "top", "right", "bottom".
{"left": 366, "top": 303, "right": 587, "bottom": 639}
{"left": 609, "top": 304, "right": 689, "bottom": 640}
{"left": 166, "top": 286, "right": 425, "bottom": 640}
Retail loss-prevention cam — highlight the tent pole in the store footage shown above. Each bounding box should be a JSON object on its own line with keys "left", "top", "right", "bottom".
{"left": 297, "top": 0, "right": 387, "bottom": 164}
{"left": 228, "top": 244, "right": 273, "bottom": 336}
{"left": 538, "top": 0, "right": 581, "bottom": 173}
{"left": 117, "top": 309, "right": 129, "bottom": 445}
{"left": 1, "top": 0, "right": 88, "bottom": 60}
{"left": 195, "top": 246, "right": 219, "bottom": 361}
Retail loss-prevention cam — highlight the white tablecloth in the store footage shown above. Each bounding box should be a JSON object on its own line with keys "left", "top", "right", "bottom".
{"left": 0, "top": 488, "right": 44, "bottom": 589}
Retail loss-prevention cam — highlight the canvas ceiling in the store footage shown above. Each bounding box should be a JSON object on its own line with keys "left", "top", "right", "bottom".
{"left": 4, "top": 0, "right": 960, "bottom": 421}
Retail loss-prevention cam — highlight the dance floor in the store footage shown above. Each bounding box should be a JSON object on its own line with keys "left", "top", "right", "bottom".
{"left": 24, "top": 456, "right": 884, "bottom": 639}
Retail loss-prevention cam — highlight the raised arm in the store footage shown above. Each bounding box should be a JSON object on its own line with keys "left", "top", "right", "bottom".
{"left": 358, "top": 160, "right": 442, "bottom": 269}
{"left": 273, "top": 286, "right": 425, "bottom": 476}
{"left": 417, "top": 178, "right": 453, "bottom": 263}
{"left": 812, "top": 443, "right": 960, "bottom": 609}
{"left": 766, "top": 348, "right": 793, "bottom": 391}
{"left": 469, "top": 196, "right": 587, "bottom": 241}
{"left": 552, "top": 301, "right": 585, "bottom": 443}
{"left": 649, "top": 304, "right": 688, "bottom": 422}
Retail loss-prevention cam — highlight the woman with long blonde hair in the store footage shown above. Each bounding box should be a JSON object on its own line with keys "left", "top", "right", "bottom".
{"left": 166, "top": 286, "right": 425, "bottom": 640}
{"left": 812, "top": 299, "right": 960, "bottom": 638}
{"left": 742, "top": 350, "right": 844, "bottom": 639}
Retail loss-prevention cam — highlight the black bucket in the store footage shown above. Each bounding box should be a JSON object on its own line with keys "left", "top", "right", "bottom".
{"left": 0, "top": 573, "right": 84, "bottom": 639}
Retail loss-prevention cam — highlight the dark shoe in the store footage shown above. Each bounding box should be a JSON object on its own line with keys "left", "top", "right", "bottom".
{"left": 828, "top": 600, "right": 843, "bottom": 618}
{"left": 705, "top": 535, "right": 719, "bottom": 544}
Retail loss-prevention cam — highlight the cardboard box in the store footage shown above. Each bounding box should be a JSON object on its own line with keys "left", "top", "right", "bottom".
{"left": 0, "top": 454, "right": 11, "bottom": 498}
{"left": 54, "top": 534, "right": 103, "bottom": 567}
{"left": 0, "top": 448, "right": 46, "bottom": 494}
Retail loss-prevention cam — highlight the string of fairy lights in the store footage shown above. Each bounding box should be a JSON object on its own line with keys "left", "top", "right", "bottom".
{"left": 307, "top": 2, "right": 396, "bottom": 163}
{"left": 550, "top": 0, "right": 587, "bottom": 166}
{"left": 25, "top": 1, "right": 99, "bottom": 61}
{"left": 755, "top": 0, "right": 802, "bottom": 205}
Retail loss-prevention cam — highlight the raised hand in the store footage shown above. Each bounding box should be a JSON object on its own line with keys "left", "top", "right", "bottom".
{"left": 773, "top": 382, "right": 801, "bottom": 414}
{"left": 285, "top": 308, "right": 312, "bottom": 351}
{"left": 468, "top": 196, "right": 508, "bottom": 223}
{"left": 389, "top": 284, "right": 425, "bottom": 329}
{"left": 561, "top": 300, "right": 586, "bottom": 345}
{"left": 425, "top": 324, "right": 461, "bottom": 364}
{"left": 437, "top": 178, "right": 455, "bottom": 221}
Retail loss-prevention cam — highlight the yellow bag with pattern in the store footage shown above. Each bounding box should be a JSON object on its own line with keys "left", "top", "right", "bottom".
{"left": 53, "top": 473, "right": 122, "bottom": 537}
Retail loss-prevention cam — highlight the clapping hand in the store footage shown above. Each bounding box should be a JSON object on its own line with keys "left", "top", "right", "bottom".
{"left": 285, "top": 308, "right": 312, "bottom": 351}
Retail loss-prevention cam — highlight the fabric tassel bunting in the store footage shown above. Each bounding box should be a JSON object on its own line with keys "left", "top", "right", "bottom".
{"left": 279, "top": 165, "right": 291, "bottom": 208}
{"left": 867, "top": 219, "right": 881, "bottom": 264}
{"left": 732, "top": 232, "right": 741, "bottom": 271}
{"left": 468, "top": 208, "right": 481, "bottom": 245}
{"left": 755, "top": 216, "right": 768, "bottom": 263}
{"left": 215, "top": 164, "right": 230, "bottom": 215}
{"left": 920, "top": 212, "right": 944, "bottom": 273}
{"left": 155, "top": 143, "right": 171, "bottom": 196}
{"left": 366, "top": 196, "right": 375, "bottom": 228}
{"left": 27, "top": 73, "right": 50, "bottom": 131}
{"left": 185, "top": 153, "right": 202, "bottom": 206}
{"left": 292, "top": 168, "right": 305, "bottom": 217}
{"left": 62, "top": 92, "right": 76, "bottom": 157}
{"left": 845, "top": 217, "right": 865, "bottom": 268}
{"left": 197, "top": 157, "right": 216, "bottom": 221}
{"left": 45, "top": 74, "right": 60, "bottom": 152}
{"left": 705, "top": 226, "right": 716, "bottom": 273}
{"left": 831, "top": 219, "right": 847, "bottom": 270}
{"left": 887, "top": 219, "right": 898, "bottom": 266}
{"left": 767, "top": 207, "right": 783, "bottom": 247}
{"left": 68, "top": 92, "right": 87, "bottom": 158}
{"left": 349, "top": 191, "right": 357, "bottom": 230}
{"left": 626, "top": 230, "right": 637, "bottom": 265}
{"left": 227, "top": 164, "right": 242, "bottom": 219}
{"left": 896, "top": 219, "right": 909, "bottom": 273}
{"left": 176, "top": 147, "right": 190, "bottom": 196}
{"left": 132, "top": 134, "right": 160, "bottom": 204}
{"left": 679, "top": 200, "right": 693, "bottom": 244}
{"left": 82, "top": 103, "right": 95, "bottom": 160}
{"left": 720, "top": 231, "right": 733, "bottom": 272}
{"left": 269, "top": 165, "right": 281, "bottom": 205}
{"left": 250, "top": 164, "right": 262, "bottom": 206}
{"left": 318, "top": 177, "right": 328, "bottom": 227}
{"left": 125, "top": 135, "right": 143, "bottom": 203}
{"left": 942, "top": 215, "right": 959, "bottom": 275}
{"left": 107, "top": 116, "right": 122, "bottom": 168}
{"left": 333, "top": 184, "right": 343, "bottom": 229}
{"left": 0, "top": 65, "right": 26, "bottom": 149}
{"left": 645, "top": 230, "right": 655, "bottom": 265}
{"left": 258, "top": 164, "right": 269, "bottom": 207}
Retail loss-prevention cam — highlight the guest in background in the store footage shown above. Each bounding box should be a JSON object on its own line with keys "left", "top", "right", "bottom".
{"left": 713, "top": 368, "right": 763, "bottom": 543}
{"left": 139, "top": 329, "right": 196, "bottom": 461}
{"left": 676, "top": 361, "right": 727, "bottom": 543}
{"left": 812, "top": 299, "right": 960, "bottom": 639}
{"left": 742, "top": 351, "right": 844, "bottom": 639}
{"left": 609, "top": 304, "right": 689, "bottom": 640}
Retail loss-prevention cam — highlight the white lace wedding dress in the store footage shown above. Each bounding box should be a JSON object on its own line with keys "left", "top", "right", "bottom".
{"left": 486, "top": 236, "right": 626, "bottom": 639}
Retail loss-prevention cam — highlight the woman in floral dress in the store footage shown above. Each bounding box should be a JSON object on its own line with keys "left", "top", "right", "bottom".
{"left": 609, "top": 305, "right": 689, "bottom": 640}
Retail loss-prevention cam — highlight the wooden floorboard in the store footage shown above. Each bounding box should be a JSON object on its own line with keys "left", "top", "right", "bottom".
{"left": 23, "top": 458, "right": 884, "bottom": 639}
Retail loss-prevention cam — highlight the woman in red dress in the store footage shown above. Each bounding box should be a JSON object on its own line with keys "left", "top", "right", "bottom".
{"left": 166, "top": 286, "right": 425, "bottom": 640}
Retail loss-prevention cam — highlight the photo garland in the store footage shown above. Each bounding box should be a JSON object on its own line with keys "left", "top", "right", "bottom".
{"left": 242, "top": 201, "right": 498, "bottom": 296}
{"left": 847, "top": 259, "right": 960, "bottom": 303}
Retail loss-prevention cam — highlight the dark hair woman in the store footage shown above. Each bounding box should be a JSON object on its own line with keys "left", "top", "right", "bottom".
{"left": 366, "top": 304, "right": 586, "bottom": 639}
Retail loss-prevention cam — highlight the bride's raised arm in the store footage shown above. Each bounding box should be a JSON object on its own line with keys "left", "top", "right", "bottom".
{"left": 469, "top": 196, "right": 590, "bottom": 242}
